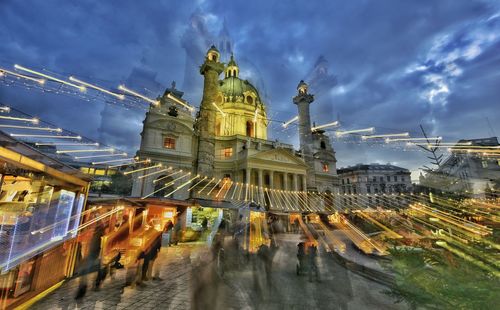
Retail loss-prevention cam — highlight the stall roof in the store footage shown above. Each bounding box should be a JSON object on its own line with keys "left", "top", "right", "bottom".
{"left": 0, "top": 131, "right": 89, "bottom": 186}
{"left": 88, "top": 196, "right": 193, "bottom": 208}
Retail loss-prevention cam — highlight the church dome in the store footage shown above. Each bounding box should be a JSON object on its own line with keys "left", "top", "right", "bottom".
{"left": 219, "top": 77, "right": 263, "bottom": 106}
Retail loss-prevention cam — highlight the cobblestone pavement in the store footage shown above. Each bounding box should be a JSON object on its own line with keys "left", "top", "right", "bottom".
{"left": 33, "top": 235, "right": 408, "bottom": 310}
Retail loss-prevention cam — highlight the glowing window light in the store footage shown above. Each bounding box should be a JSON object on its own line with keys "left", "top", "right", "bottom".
{"left": 14, "top": 64, "right": 85, "bottom": 91}
{"left": 123, "top": 163, "right": 162, "bottom": 175}
{"left": 386, "top": 137, "right": 442, "bottom": 143}
{"left": 361, "top": 132, "right": 409, "bottom": 140}
{"left": 336, "top": 127, "right": 374, "bottom": 137}
{"left": 74, "top": 152, "right": 127, "bottom": 160}
{"left": 92, "top": 157, "right": 138, "bottom": 165}
{"left": 212, "top": 102, "right": 226, "bottom": 117}
{"left": 282, "top": 116, "right": 299, "bottom": 128}
{"left": 10, "top": 133, "right": 81, "bottom": 139}
{"left": 0, "top": 125, "right": 62, "bottom": 132}
{"left": 0, "top": 115, "right": 39, "bottom": 123}
{"left": 56, "top": 148, "right": 114, "bottom": 154}
{"left": 118, "top": 85, "right": 159, "bottom": 106}
{"left": 36, "top": 142, "right": 99, "bottom": 146}
{"left": 311, "top": 121, "right": 340, "bottom": 131}
{"left": 0, "top": 106, "right": 11, "bottom": 112}
{"left": 166, "top": 93, "right": 195, "bottom": 111}
{"left": 0, "top": 68, "right": 45, "bottom": 84}
{"left": 69, "top": 76, "right": 125, "bottom": 100}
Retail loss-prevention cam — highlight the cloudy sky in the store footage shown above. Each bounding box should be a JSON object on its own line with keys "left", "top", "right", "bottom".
{"left": 0, "top": 0, "right": 499, "bottom": 180}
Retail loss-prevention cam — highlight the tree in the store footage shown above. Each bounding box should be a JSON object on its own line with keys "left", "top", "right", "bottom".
{"left": 107, "top": 172, "right": 133, "bottom": 195}
{"left": 387, "top": 247, "right": 499, "bottom": 309}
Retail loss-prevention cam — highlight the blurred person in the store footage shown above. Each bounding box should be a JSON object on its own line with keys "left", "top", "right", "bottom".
{"left": 308, "top": 244, "right": 320, "bottom": 282}
{"left": 75, "top": 220, "right": 104, "bottom": 299}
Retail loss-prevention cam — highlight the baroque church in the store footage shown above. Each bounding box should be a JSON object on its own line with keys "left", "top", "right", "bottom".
{"left": 131, "top": 46, "right": 339, "bottom": 209}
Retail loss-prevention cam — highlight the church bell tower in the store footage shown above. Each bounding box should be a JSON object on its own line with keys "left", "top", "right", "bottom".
{"left": 196, "top": 45, "right": 224, "bottom": 177}
{"left": 294, "top": 80, "right": 317, "bottom": 191}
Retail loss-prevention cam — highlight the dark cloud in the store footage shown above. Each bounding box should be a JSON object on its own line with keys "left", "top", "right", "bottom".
{"left": 0, "top": 0, "right": 499, "bottom": 180}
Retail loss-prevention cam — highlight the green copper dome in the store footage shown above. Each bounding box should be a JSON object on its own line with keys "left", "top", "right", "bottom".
{"left": 219, "top": 76, "right": 262, "bottom": 105}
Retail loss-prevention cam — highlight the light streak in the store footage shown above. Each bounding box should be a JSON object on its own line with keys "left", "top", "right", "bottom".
{"left": 197, "top": 178, "right": 215, "bottom": 194}
{"left": 74, "top": 152, "right": 127, "bottom": 160}
{"left": 108, "top": 159, "right": 149, "bottom": 168}
{"left": 124, "top": 163, "right": 162, "bottom": 175}
{"left": 141, "top": 174, "right": 192, "bottom": 199}
{"left": 336, "top": 127, "right": 375, "bottom": 136}
{"left": 166, "top": 93, "right": 195, "bottom": 111}
{"left": 138, "top": 167, "right": 172, "bottom": 179}
{"left": 282, "top": 116, "right": 298, "bottom": 128}
{"left": 207, "top": 179, "right": 222, "bottom": 196}
{"left": 36, "top": 142, "right": 98, "bottom": 147}
{"left": 0, "top": 115, "right": 39, "bottom": 123}
{"left": 311, "top": 121, "right": 339, "bottom": 131}
{"left": 0, "top": 106, "right": 11, "bottom": 112}
{"left": 212, "top": 102, "right": 226, "bottom": 117}
{"left": 361, "top": 132, "right": 409, "bottom": 140}
{"left": 92, "top": 157, "right": 137, "bottom": 165}
{"left": 231, "top": 183, "right": 240, "bottom": 200}
{"left": 386, "top": 137, "right": 442, "bottom": 143}
{"left": 69, "top": 76, "right": 125, "bottom": 100}
{"left": 410, "top": 142, "right": 472, "bottom": 146}
{"left": 0, "top": 125, "right": 62, "bottom": 132}
{"left": 0, "top": 67, "right": 45, "bottom": 84}
{"left": 188, "top": 176, "right": 208, "bottom": 191}
{"left": 14, "top": 64, "right": 84, "bottom": 91}
{"left": 215, "top": 180, "right": 228, "bottom": 198}
{"left": 118, "top": 85, "right": 159, "bottom": 106}
{"left": 153, "top": 170, "right": 183, "bottom": 183}
{"left": 163, "top": 175, "right": 199, "bottom": 198}
{"left": 10, "top": 133, "right": 81, "bottom": 139}
{"left": 56, "top": 148, "right": 114, "bottom": 154}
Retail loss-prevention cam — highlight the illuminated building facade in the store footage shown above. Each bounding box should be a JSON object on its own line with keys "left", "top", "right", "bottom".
{"left": 132, "top": 46, "right": 339, "bottom": 208}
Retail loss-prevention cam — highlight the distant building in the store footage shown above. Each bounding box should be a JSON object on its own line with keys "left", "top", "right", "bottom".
{"left": 337, "top": 163, "right": 412, "bottom": 195}
{"left": 420, "top": 137, "right": 500, "bottom": 197}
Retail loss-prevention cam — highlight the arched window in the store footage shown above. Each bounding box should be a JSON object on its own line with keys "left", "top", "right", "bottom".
{"left": 320, "top": 141, "right": 326, "bottom": 149}
{"left": 211, "top": 54, "right": 217, "bottom": 61}
{"left": 246, "top": 96, "right": 253, "bottom": 104}
{"left": 246, "top": 121, "right": 254, "bottom": 137}
{"left": 233, "top": 69, "right": 237, "bottom": 77}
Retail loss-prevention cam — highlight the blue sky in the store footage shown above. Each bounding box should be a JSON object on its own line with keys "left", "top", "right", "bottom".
{"left": 0, "top": 0, "right": 499, "bottom": 180}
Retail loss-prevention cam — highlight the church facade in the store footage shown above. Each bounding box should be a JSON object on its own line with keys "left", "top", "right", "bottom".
{"left": 132, "top": 46, "right": 339, "bottom": 209}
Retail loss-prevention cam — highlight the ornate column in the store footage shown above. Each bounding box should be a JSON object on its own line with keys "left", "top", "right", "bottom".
{"left": 246, "top": 168, "right": 252, "bottom": 185}
{"left": 302, "top": 175, "right": 307, "bottom": 192}
{"left": 258, "top": 169, "right": 264, "bottom": 204}
{"left": 293, "top": 174, "right": 299, "bottom": 191}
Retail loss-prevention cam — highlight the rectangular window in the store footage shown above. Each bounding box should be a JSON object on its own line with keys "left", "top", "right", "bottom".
{"left": 386, "top": 176, "right": 390, "bottom": 182}
{"left": 394, "top": 176, "right": 398, "bottom": 182}
{"left": 322, "top": 164, "right": 329, "bottom": 172}
{"left": 163, "top": 137, "right": 176, "bottom": 149}
{"left": 481, "top": 161, "right": 488, "bottom": 168}
{"left": 223, "top": 147, "right": 233, "bottom": 158}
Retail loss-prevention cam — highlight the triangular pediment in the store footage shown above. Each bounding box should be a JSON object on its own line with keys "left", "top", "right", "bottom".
{"left": 249, "top": 148, "right": 307, "bottom": 167}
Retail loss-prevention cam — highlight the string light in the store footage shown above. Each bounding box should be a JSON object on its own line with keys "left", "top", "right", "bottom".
{"left": 118, "top": 85, "right": 159, "bottom": 106}
{"left": 165, "top": 93, "right": 195, "bottom": 111}
{"left": 163, "top": 175, "right": 199, "bottom": 198}
{"left": 0, "top": 115, "right": 39, "bottom": 123}
{"left": 10, "top": 133, "right": 81, "bottom": 139}
{"left": 336, "top": 127, "right": 374, "bottom": 136}
{"left": 386, "top": 137, "right": 442, "bottom": 143}
{"left": 108, "top": 159, "right": 149, "bottom": 168}
{"left": 92, "top": 157, "right": 138, "bottom": 165}
{"left": 153, "top": 170, "right": 183, "bottom": 183}
{"left": 14, "top": 64, "right": 85, "bottom": 91}
{"left": 138, "top": 167, "right": 172, "bottom": 180}
{"left": 188, "top": 176, "right": 208, "bottom": 191}
{"left": 283, "top": 116, "right": 298, "bottom": 128}
{"left": 69, "top": 76, "right": 125, "bottom": 100}
{"left": 212, "top": 102, "right": 226, "bottom": 117}
{"left": 74, "top": 152, "right": 127, "bottom": 160}
{"left": 311, "top": 121, "right": 339, "bottom": 131}
{"left": 36, "top": 142, "right": 99, "bottom": 147}
{"left": 56, "top": 148, "right": 114, "bottom": 154}
{"left": 0, "top": 125, "right": 62, "bottom": 132}
{"left": 361, "top": 132, "right": 409, "bottom": 139}
{"left": 0, "top": 67, "right": 46, "bottom": 84}
{"left": 123, "top": 163, "right": 162, "bottom": 175}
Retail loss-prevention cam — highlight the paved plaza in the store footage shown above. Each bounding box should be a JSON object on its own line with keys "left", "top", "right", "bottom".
{"left": 33, "top": 233, "right": 407, "bottom": 310}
